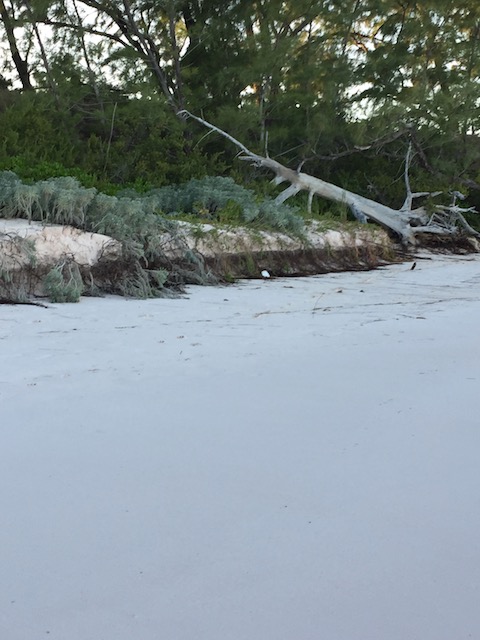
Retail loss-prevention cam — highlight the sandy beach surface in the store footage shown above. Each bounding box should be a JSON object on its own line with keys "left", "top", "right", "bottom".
{"left": 1, "top": 253, "right": 480, "bottom": 640}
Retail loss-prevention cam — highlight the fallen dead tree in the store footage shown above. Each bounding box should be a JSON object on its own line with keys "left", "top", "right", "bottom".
{"left": 180, "top": 111, "right": 480, "bottom": 246}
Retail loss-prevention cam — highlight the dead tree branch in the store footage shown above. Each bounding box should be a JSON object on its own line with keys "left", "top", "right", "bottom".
{"left": 180, "top": 111, "right": 480, "bottom": 245}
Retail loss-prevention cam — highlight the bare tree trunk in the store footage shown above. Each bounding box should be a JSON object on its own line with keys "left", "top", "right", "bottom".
{"left": 0, "top": 0, "right": 33, "bottom": 90}
{"left": 167, "top": 1, "right": 185, "bottom": 112}
{"left": 122, "top": 0, "right": 179, "bottom": 111}
{"left": 22, "top": 0, "right": 60, "bottom": 105}
{"left": 70, "top": 0, "right": 104, "bottom": 115}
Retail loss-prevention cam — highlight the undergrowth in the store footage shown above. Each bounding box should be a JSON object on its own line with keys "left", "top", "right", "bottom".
{"left": 0, "top": 171, "right": 305, "bottom": 298}
{"left": 121, "top": 176, "right": 304, "bottom": 233}
{"left": 43, "top": 262, "right": 84, "bottom": 303}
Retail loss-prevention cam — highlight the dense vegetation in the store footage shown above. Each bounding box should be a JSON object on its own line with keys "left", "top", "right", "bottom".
{"left": 0, "top": 1, "right": 478, "bottom": 210}
{"left": 0, "top": 169, "right": 310, "bottom": 300}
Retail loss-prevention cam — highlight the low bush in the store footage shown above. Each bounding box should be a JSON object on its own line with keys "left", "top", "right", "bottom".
{"left": 43, "top": 263, "right": 84, "bottom": 303}
{"left": 0, "top": 172, "right": 304, "bottom": 299}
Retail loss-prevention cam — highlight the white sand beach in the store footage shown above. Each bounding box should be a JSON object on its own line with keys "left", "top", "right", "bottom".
{"left": 1, "top": 253, "right": 480, "bottom": 640}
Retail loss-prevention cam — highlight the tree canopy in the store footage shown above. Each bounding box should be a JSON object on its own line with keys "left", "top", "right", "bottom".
{"left": 1, "top": 0, "right": 479, "bottom": 211}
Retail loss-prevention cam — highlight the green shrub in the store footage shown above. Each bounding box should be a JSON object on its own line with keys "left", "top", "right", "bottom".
{"left": 0, "top": 171, "right": 304, "bottom": 297}
{"left": 43, "top": 263, "right": 84, "bottom": 303}
{"left": 141, "top": 176, "right": 304, "bottom": 233}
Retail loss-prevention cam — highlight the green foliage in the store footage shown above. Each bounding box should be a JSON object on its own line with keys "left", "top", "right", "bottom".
{"left": 0, "top": 171, "right": 177, "bottom": 295}
{"left": 0, "top": 171, "right": 304, "bottom": 297}
{"left": 0, "top": 91, "right": 219, "bottom": 189}
{"left": 115, "top": 266, "right": 169, "bottom": 298}
{"left": 2, "top": 157, "right": 102, "bottom": 190}
{"left": 0, "top": 172, "right": 97, "bottom": 225}
{"left": 1, "top": 0, "right": 479, "bottom": 222}
{"left": 43, "top": 263, "right": 84, "bottom": 303}
{"left": 139, "top": 176, "right": 304, "bottom": 233}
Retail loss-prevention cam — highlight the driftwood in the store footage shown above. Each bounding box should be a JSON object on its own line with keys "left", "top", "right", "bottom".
{"left": 0, "top": 299, "right": 48, "bottom": 307}
{"left": 180, "top": 111, "right": 479, "bottom": 245}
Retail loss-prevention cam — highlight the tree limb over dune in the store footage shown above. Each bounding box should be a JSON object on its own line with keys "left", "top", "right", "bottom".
{"left": 180, "top": 111, "right": 479, "bottom": 246}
